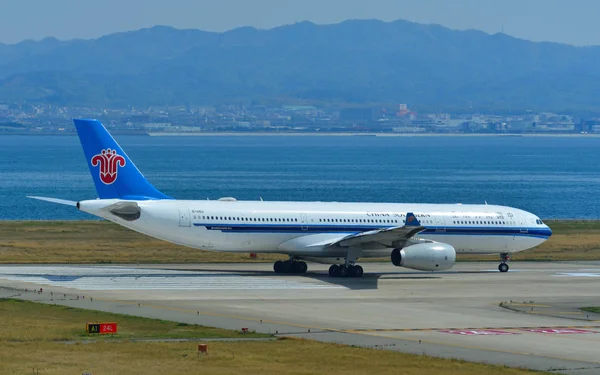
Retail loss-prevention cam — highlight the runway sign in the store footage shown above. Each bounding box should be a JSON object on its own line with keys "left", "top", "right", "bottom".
{"left": 523, "top": 328, "right": 597, "bottom": 334}
{"left": 86, "top": 322, "right": 117, "bottom": 334}
{"left": 439, "top": 329, "right": 517, "bottom": 335}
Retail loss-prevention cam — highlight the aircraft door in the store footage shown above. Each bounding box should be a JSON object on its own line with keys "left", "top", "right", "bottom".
{"left": 435, "top": 215, "right": 446, "bottom": 232}
{"left": 301, "top": 214, "right": 308, "bottom": 231}
{"left": 519, "top": 216, "right": 528, "bottom": 234}
{"left": 178, "top": 207, "right": 191, "bottom": 227}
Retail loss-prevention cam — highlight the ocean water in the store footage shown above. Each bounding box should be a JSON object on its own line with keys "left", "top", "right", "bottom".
{"left": 1, "top": 135, "right": 599, "bottom": 220}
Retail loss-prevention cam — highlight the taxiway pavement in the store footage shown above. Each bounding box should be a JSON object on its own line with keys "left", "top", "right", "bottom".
{"left": 1, "top": 261, "right": 599, "bottom": 375}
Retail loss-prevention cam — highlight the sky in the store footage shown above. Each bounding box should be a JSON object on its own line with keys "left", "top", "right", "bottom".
{"left": 1, "top": 0, "right": 599, "bottom": 46}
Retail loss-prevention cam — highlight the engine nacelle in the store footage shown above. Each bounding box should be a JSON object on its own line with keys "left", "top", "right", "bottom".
{"left": 391, "top": 243, "right": 456, "bottom": 271}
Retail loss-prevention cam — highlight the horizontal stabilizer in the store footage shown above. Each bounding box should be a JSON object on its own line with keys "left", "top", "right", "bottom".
{"left": 27, "top": 196, "right": 77, "bottom": 206}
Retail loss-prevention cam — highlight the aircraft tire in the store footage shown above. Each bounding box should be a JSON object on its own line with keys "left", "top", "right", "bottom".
{"left": 329, "top": 265, "right": 340, "bottom": 277}
{"left": 274, "top": 260, "right": 284, "bottom": 273}
{"left": 338, "top": 265, "right": 349, "bottom": 278}
{"left": 353, "top": 265, "right": 364, "bottom": 277}
{"left": 298, "top": 261, "right": 308, "bottom": 273}
{"left": 291, "top": 261, "right": 308, "bottom": 274}
{"left": 498, "top": 263, "right": 509, "bottom": 273}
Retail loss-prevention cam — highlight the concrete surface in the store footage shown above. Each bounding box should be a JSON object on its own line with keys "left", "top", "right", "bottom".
{"left": 1, "top": 261, "right": 600, "bottom": 375}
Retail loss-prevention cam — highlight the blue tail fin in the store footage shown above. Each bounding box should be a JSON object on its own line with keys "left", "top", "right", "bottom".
{"left": 405, "top": 212, "right": 421, "bottom": 226}
{"left": 74, "top": 119, "right": 172, "bottom": 200}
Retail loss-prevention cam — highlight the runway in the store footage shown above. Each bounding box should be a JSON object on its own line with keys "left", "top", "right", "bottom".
{"left": 1, "top": 261, "right": 600, "bottom": 375}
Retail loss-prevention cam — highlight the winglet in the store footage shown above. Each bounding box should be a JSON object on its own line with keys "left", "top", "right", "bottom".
{"left": 405, "top": 212, "right": 421, "bottom": 226}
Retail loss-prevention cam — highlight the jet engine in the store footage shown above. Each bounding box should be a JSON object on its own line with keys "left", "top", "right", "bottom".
{"left": 391, "top": 243, "right": 456, "bottom": 271}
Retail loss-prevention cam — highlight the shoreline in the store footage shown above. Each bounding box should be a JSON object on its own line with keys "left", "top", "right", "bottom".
{"left": 148, "top": 132, "right": 600, "bottom": 137}
{"left": 1, "top": 132, "right": 599, "bottom": 137}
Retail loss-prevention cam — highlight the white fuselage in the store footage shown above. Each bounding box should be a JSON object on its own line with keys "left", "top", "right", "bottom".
{"left": 79, "top": 199, "right": 552, "bottom": 259}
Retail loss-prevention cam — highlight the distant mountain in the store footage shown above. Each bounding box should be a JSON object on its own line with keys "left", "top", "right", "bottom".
{"left": 1, "top": 20, "right": 600, "bottom": 112}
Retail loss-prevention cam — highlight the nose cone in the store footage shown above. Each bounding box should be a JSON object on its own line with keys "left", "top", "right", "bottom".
{"left": 544, "top": 225, "right": 553, "bottom": 239}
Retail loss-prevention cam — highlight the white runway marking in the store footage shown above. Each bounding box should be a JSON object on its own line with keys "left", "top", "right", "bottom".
{"left": 0, "top": 266, "right": 345, "bottom": 291}
{"left": 555, "top": 272, "right": 600, "bottom": 278}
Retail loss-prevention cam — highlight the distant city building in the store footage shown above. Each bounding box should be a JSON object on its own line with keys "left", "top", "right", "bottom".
{"left": 339, "top": 108, "right": 375, "bottom": 121}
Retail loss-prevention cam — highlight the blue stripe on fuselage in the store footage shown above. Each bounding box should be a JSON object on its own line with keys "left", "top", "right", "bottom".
{"left": 191, "top": 223, "right": 552, "bottom": 239}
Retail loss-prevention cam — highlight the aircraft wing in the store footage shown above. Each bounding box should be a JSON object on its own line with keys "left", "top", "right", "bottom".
{"left": 328, "top": 224, "right": 425, "bottom": 248}
{"left": 327, "top": 212, "right": 426, "bottom": 249}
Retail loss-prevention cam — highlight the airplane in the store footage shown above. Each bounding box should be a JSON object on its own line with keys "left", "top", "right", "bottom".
{"left": 30, "top": 119, "right": 552, "bottom": 278}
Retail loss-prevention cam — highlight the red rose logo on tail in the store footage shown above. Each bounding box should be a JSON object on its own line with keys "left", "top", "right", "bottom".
{"left": 91, "top": 148, "right": 126, "bottom": 185}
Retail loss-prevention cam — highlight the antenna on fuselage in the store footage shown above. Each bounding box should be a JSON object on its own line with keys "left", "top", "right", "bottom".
{"left": 485, "top": 201, "right": 488, "bottom": 205}
{"left": 260, "top": 197, "right": 263, "bottom": 201}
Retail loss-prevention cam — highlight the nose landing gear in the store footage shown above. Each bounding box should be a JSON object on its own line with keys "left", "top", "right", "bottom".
{"left": 498, "top": 253, "right": 511, "bottom": 273}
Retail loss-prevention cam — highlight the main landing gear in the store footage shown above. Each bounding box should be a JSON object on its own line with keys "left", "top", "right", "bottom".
{"left": 328, "top": 264, "right": 364, "bottom": 278}
{"left": 273, "top": 259, "right": 307, "bottom": 274}
{"left": 328, "top": 247, "right": 364, "bottom": 278}
{"left": 498, "top": 253, "right": 510, "bottom": 273}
